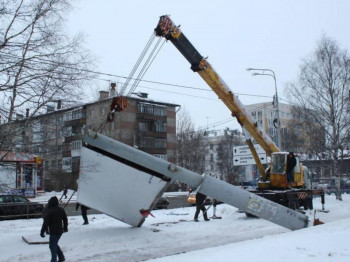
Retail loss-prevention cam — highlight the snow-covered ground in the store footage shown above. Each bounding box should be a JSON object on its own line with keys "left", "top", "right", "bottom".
{"left": 0, "top": 193, "right": 349, "bottom": 262}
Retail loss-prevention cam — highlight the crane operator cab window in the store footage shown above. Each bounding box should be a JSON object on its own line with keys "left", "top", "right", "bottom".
{"left": 272, "top": 153, "right": 300, "bottom": 175}
{"left": 271, "top": 153, "right": 286, "bottom": 174}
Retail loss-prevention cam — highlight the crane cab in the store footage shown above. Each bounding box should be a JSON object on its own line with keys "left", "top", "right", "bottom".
{"left": 268, "top": 152, "right": 304, "bottom": 189}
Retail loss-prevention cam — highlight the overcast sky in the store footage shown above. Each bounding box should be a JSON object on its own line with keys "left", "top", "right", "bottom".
{"left": 67, "top": 0, "right": 350, "bottom": 131}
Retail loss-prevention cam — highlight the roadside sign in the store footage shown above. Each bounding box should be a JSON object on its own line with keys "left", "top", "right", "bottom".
{"left": 233, "top": 144, "right": 265, "bottom": 156}
{"left": 233, "top": 154, "right": 267, "bottom": 166}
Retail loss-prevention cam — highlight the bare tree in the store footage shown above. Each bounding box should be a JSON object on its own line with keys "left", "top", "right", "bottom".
{"left": 284, "top": 117, "right": 326, "bottom": 154}
{"left": 0, "top": 0, "right": 95, "bottom": 155}
{"left": 286, "top": 35, "right": 350, "bottom": 199}
{"left": 216, "top": 128, "right": 245, "bottom": 184}
{"left": 175, "top": 109, "right": 205, "bottom": 190}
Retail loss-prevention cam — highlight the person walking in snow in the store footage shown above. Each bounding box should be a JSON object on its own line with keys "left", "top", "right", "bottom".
{"left": 194, "top": 192, "right": 210, "bottom": 222}
{"left": 40, "top": 196, "right": 68, "bottom": 262}
{"left": 76, "top": 203, "right": 89, "bottom": 225}
{"left": 63, "top": 185, "right": 68, "bottom": 199}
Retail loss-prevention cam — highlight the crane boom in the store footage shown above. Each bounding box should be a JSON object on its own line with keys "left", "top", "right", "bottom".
{"left": 155, "top": 15, "right": 279, "bottom": 156}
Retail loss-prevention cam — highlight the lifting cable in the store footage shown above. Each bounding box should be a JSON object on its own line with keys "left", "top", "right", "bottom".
{"left": 119, "top": 31, "right": 165, "bottom": 98}
{"left": 98, "top": 32, "right": 165, "bottom": 133}
{"left": 126, "top": 37, "right": 165, "bottom": 97}
{"left": 119, "top": 32, "right": 156, "bottom": 96}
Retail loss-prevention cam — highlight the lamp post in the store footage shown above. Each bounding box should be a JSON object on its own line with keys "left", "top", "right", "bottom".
{"left": 246, "top": 68, "right": 281, "bottom": 149}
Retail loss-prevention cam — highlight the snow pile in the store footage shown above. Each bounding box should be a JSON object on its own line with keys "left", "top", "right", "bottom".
{"left": 0, "top": 194, "right": 349, "bottom": 261}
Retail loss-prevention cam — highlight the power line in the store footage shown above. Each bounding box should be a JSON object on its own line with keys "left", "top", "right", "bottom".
{"left": 94, "top": 76, "right": 274, "bottom": 101}
{"left": 133, "top": 85, "right": 219, "bottom": 101}
{"left": 2, "top": 48, "right": 289, "bottom": 103}
{"left": 5, "top": 53, "right": 277, "bottom": 101}
{"left": 196, "top": 118, "right": 236, "bottom": 132}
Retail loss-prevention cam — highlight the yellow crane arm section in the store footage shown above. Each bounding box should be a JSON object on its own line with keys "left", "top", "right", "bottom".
{"left": 155, "top": 15, "right": 279, "bottom": 156}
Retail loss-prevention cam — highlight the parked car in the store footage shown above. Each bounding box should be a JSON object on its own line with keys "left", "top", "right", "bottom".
{"left": 154, "top": 196, "right": 169, "bottom": 209}
{"left": 0, "top": 194, "right": 44, "bottom": 220}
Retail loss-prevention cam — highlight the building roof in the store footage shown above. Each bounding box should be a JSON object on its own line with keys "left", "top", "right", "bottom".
{"left": 0, "top": 151, "right": 37, "bottom": 163}
{"left": 5, "top": 94, "right": 180, "bottom": 124}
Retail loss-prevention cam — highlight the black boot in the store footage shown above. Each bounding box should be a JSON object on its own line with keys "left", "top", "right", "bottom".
{"left": 57, "top": 249, "right": 65, "bottom": 261}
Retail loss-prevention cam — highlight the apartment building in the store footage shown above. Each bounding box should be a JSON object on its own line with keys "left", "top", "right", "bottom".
{"left": 245, "top": 102, "right": 297, "bottom": 152}
{"left": 2, "top": 85, "right": 179, "bottom": 191}
{"left": 202, "top": 129, "right": 244, "bottom": 183}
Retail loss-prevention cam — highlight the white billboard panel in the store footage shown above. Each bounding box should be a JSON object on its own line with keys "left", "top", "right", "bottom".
{"left": 78, "top": 147, "right": 168, "bottom": 227}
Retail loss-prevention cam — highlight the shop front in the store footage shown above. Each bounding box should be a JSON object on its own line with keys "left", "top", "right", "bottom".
{"left": 0, "top": 152, "right": 43, "bottom": 197}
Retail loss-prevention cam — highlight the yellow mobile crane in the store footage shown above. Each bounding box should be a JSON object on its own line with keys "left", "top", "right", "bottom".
{"left": 155, "top": 15, "right": 324, "bottom": 210}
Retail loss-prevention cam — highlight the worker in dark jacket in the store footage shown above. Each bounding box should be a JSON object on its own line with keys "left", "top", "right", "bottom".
{"left": 194, "top": 192, "right": 210, "bottom": 222}
{"left": 286, "top": 152, "right": 297, "bottom": 183}
{"left": 40, "top": 196, "right": 68, "bottom": 262}
{"left": 76, "top": 203, "right": 89, "bottom": 225}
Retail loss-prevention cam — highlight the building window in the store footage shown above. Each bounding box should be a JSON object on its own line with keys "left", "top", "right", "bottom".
{"left": 251, "top": 112, "right": 256, "bottom": 118}
{"left": 62, "top": 126, "right": 72, "bottom": 137}
{"left": 71, "top": 125, "right": 82, "bottom": 136}
{"left": 153, "top": 154, "right": 167, "bottom": 161}
{"left": 139, "top": 137, "right": 153, "bottom": 148}
{"left": 139, "top": 138, "right": 167, "bottom": 148}
{"left": 100, "top": 107, "right": 106, "bottom": 116}
{"left": 56, "top": 116, "right": 63, "bottom": 124}
{"left": 62, "top": 157, "right": 72, "bottom": 172}
{"left": 72, "top": 140, "right": 82, "bottom": 151}
{"left": 210, "top": 154, "right": 214, "bottom": 161}
{"left": 154, "top": 121, "right": 166, "bottom": 132}
{"left": 154, "top": 138, "right": 167, "bottom": 149}
{"left": 63, "top": 111, "right": 72, "bottom": 121}
{"left": 138, "top": 103, "right": 154, "bottom": 114}
{"left": 154, "top": 106, "right": 166, "bottom": 116}
{"left": 138, "top": 103, "right": 167, "bottom": 116}
{"left": 89, "top": 109, "right": 94, "bottom": 118}
{"left": 138, "top": 122, "right": 149, "bottom": 131}
{"left": 210, "top": 164, "right": 214, "bottom": 171}
{"left": 210, "top": 144, "right": 214, "bottom": 150}
{"left": 58, "top": 160, "right": 62, "bottom": 169}
{"left": 72, "top": 109, "right": 84, "bottom": 120}
{"left": 33, "top": 133, "right": 44, "bottom": 143}
{"left": 51, "top": 160, "right": 56, "bottom": 168}
{"left": 63, "top": 143, "right": 71, "bottom": 154}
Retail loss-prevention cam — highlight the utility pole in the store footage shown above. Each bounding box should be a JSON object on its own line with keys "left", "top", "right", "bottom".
{"left": 246, "top": 68, "right": 281, "bottom": 149}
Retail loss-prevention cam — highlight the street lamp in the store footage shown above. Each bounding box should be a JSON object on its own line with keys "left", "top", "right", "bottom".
{"left": 246, "top": 68, "right": 281, "bottom": 149}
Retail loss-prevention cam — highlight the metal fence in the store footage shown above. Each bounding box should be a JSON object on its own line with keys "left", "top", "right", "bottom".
{"left": 0, "top": 202, "right": 43, "bottom": 220}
